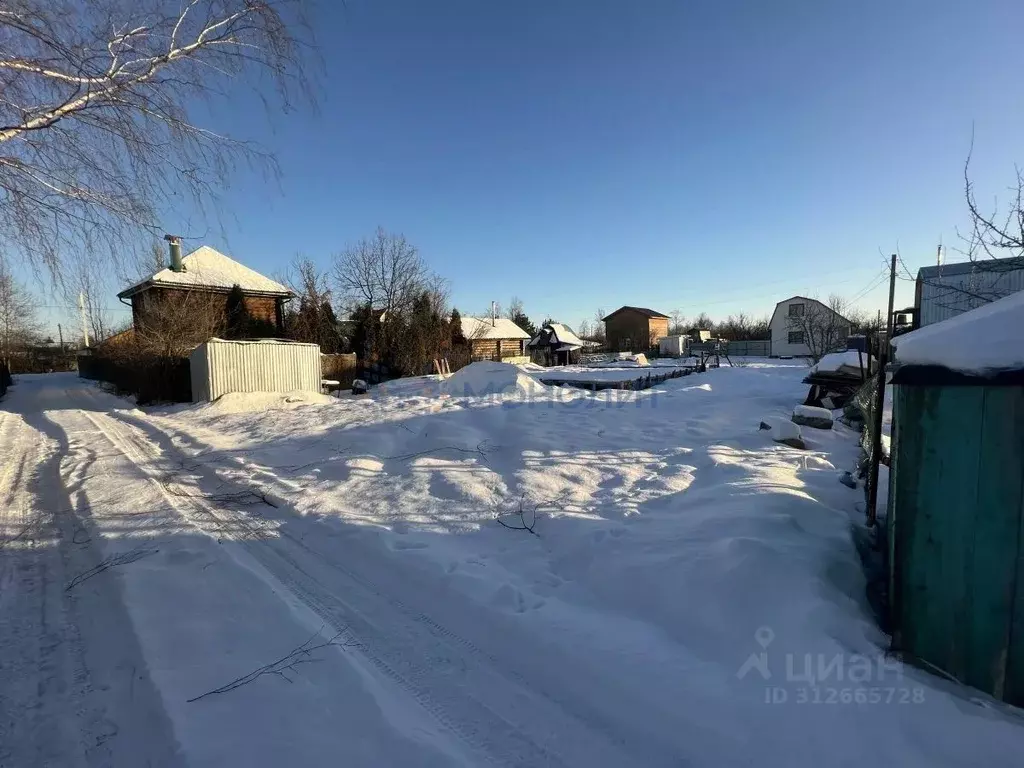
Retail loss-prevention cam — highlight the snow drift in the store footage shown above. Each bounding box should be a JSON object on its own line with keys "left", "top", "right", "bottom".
{"left": 444, "top": 361, "right": 548, "bottom": 398}
{"left": 195, "top": 390, "right": 336, "bottom": 414}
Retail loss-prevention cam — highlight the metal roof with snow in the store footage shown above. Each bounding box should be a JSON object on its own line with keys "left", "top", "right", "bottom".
{"left": 461, "top": 317, "right": 531, "bottom": 340}
{"left": 893, "top": 288, "right": 1024, "bottom": 375}
{"left": 527, "top": 322, "right": 585, "bottom": 350}
{"left": 118, "top": 245, "right": 293, "bottom": 299}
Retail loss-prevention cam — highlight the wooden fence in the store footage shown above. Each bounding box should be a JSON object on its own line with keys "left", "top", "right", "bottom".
{"left": 78, "top": 352, "right": 191, "bottom": 404}
{"left": 322, "top": 353, "right": 358, "bottom": 387}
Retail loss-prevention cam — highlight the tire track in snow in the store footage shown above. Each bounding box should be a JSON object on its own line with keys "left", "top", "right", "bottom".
{"left": 96, "top": 408, "right": 656, "bottom": 767}
{"left": 0, "top": 400, "right": 181, "bottom": 768}
{"left": 104, "top": 407, "right": 694, "bottom": 767}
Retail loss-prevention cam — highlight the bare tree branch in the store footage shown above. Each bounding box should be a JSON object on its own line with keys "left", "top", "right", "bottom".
{"left": 0, "top": 0, "right": 317, "bottom": 278}
{"left": 786, "top": 295, "right": 850, "bottom": 362}
{"left": 0, "top": 257, "right": 42, "bottom": 366}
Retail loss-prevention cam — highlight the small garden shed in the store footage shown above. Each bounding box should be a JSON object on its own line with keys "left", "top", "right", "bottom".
{"left": 527, "top": 322, "right": 585, "bottom": 367}
{"left": 190, "top": 338, "right": 322, "bottom": 402}
{"left": 887, "top": 290, "right": 1024, "bottom": 705}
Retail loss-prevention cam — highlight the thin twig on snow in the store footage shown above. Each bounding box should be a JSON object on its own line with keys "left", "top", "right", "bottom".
{"left": 65, "top": 546, "right": 159, "bottom": 591}
{"left": 187, "top": 628, "right": 350, "bottom": 703}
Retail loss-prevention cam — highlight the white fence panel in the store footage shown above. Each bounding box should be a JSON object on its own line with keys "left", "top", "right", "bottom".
{"left": 190, "top": 339, "right": 322, "bottom": 402}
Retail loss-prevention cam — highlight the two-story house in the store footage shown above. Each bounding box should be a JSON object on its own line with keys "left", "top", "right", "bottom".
{"left": 602, "top": 306, "right": 670, "bottom": 353}
{"left": 769, "top": 296, "right": 850, "bottom": 358}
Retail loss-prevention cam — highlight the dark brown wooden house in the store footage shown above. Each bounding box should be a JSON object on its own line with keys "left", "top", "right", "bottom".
{"left": 602, "top": 306, "right": 670, "bottom": 353}
{"left": 117, "top": 240, "right": 293, "bottom": 334}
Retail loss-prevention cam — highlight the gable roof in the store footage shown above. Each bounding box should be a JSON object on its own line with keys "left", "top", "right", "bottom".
{"left": 547, "top": 322, "right": 584, "bottom": 348}
{"left": 602, "top": 306, "right": 669, "bottom": 321}
{"left": 118, "top": 245, "right": 292, "bottom": 299}
{"left": 527, "top": 322, "right": 584, "bottom": 349}
{"left": 461, "top": 316, "right": 531, "bottom": 340}
{"left": 769, "top": 295, "right": 850, "bottom": 326}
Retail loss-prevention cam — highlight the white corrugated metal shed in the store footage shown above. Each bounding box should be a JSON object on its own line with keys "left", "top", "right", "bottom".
{"left": 461, "top": 317, "right": 531, "bottom": 340}
{"left": 119, "top": 246, "right": 292, "bottom": 299}
{"left": 190, "top": 338, "right": 322, "bottom": 402}
{"left": 916, "top": 256, "right": 1024, "bottom": 327}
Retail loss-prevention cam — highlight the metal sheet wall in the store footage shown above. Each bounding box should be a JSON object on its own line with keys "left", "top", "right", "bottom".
{"left": 888, "top": 381, "right": 1024, "bottom": 705}
{"left": 919, "top": 267, "right": 1024, "bottom": 327}
{"left": 189, "top": 339, "right": 322, "bottom": 402}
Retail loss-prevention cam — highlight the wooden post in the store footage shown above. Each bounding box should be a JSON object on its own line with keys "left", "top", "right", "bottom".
{"left": 867, "top": 254, "right": 897, "bottom": 526}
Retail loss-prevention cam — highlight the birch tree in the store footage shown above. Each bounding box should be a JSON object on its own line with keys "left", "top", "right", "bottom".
{"left": 0, "top": 0, "right": 314, "bottom": 275}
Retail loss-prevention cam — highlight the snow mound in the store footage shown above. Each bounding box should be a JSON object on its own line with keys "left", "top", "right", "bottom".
{"left": 198, "top": 390, "right": 335, "bottom": 414}
{"left": 444, "top": 361, "right": 548, "bottom": 398}
{"left": 810, "top": 350, "right": 874, "bottom": 375}
{"left": 794, "top": 404, "right": 832, "bottom": 418}
{"left": 792, "top": 404, "right": 833, "bottom": 430}
{"left": 517, "top": 362, "right": 547, "bottom": 372}
{"left": 759, "top": 416, "right": 805, "bottom": 448}
{"left": 892, "top": 289, "right": 1024, "bottom": 373}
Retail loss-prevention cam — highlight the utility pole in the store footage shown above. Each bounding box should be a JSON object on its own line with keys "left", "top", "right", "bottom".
{"left": 78, "top": 292, "right": 89, "bottom": 348}
{"left": 58, "top": 323, "right": 65, "bottom": 366}
{"left": 867, "top": 253, "right": 898, "bottom": 526}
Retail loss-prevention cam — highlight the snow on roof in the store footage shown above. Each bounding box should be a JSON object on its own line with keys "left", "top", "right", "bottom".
{"left": 892, "top": 288, "right": 1024, "bottom": 373}
{"left": 810, "top": 350, "right": 875, "bottom": 375}
{"left": 461, "top": 316, "right": 531, "bottom": 340}
{"left": 547, "top": 322, "right": 584, "bottom": 348}
{"left": 118, "top": 245, "right": 292, "bottom": 298}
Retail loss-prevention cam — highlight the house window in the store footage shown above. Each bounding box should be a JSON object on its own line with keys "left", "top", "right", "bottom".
{"left": 788, "top": 303, "right": 805, "bottom": 317}
{"left": 788, "top": 331, "right": 805, "bottom": 344}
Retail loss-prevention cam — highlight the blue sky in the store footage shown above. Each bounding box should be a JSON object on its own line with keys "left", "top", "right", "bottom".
{"left": 38, "top": 0, "right": 1024, "bottom": 335}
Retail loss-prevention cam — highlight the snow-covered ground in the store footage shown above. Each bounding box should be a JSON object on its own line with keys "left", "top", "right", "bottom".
{"left": 2, "top": 368, "right": 1022, "bottom": 766}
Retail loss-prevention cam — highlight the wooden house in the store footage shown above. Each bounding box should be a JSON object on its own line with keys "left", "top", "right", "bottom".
{"left": 117, "top": 237, "right": 294, "bottom": 334}
{"left": 461, "top": 317, "right": 531, "bottom": 362}
{"left": 602, "top": 306, "right": 669, "bottom": 353}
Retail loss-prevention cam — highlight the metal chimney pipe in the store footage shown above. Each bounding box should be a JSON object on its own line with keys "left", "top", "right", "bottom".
{"left": 491, "top": 300, "right": 496, "bottom": 326}
{"left": 164, "top": 234, "right": 183, "bottom": 272}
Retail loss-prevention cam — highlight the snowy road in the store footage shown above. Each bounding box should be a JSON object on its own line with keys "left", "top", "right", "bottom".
{"left": 3, "top": 371, "right": 1024, "bottom": 767}
{"left": 0, "top": 377, "right": 683, "bottom": 766}
{"left": 0, "top": 381, "right": 180, "bottom": 767}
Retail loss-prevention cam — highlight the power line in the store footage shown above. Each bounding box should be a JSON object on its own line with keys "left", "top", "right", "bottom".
{"left": 671, "top": 267, "right": 875, "bottom": 310}
{"left": 34, "top": 303, "right": 132, "bottom": 312}
{"left": 847, "top": 269, "right": 891, "bottom": 306}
